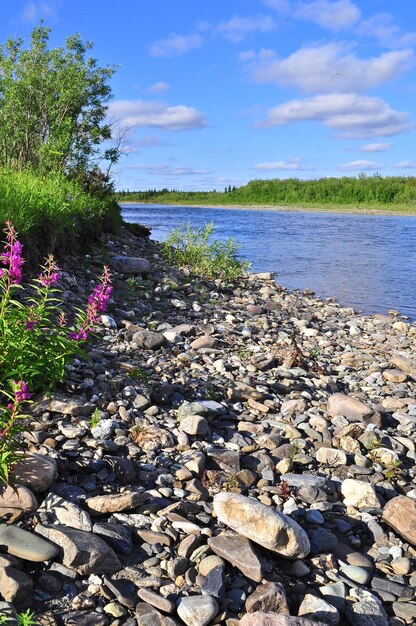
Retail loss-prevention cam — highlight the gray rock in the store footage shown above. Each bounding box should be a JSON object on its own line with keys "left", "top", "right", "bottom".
{"left": 0, "top": 525, "right": 59, "bottom": 562}
{"left": 208, "top": 533, "right": 265, "bottom": 582}
{"left": 110, "top": 256, "right": 151, "bottom": 274}
{"left": 132, "top": 330, "right": 167, "bottom": 350}
{"left": 201, "top": 565, "right": 225, "bottom": 598}
{"left": 0, "top": 567, "right": 33, "bottom": 608}
{"left": 345, "top": 588, "right": 389, "bottom": 626}
{"left": 298, "top": 594, "right": 339, "bottom": 626}
{"left": 179, "top": 415, "right": 210, "bottom": 436}
{"left": 176, "top": 595, "right": 219, "bottom": 626}
{"left": 239, "top": 614, "right": 328, "bottom": 625}
{"left": 91, "top": 419, "right": 119, "bottom": 439}
{"left": 35, "top": 524, "right": 120, "bottom": 575}
{"left": 245, "top": 582, "right": 289, "bottom": 614}
{"left": 320, "top": 582, "right": 346, "bottom": 610}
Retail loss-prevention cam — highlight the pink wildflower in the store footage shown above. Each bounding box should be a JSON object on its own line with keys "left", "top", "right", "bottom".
{"left": 38, "top": 255, "right": 61, "bottom": 288}
{"left": 13, "top": 380, "right": 30, "bottom": 403}
{"left": 0, "top": 222, "right": 24, "bottom": 285}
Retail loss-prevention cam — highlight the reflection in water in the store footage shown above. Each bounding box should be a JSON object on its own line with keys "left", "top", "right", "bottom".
{"left": 121, "top": 204, "right": 416, "bottom": 320}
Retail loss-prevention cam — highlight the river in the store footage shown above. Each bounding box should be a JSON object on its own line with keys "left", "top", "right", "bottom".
{"left": 121, "top": 204, "right": 416, "bottom": 321}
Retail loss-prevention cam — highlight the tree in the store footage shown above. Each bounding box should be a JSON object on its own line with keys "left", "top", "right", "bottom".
{"left": 0, "top": 23, "right": 116, "bottom": 174}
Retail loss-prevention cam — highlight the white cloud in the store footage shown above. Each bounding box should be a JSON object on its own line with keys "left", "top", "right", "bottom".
{"left": 20, "top": 0, "right": 60, "bottom": 22}
{"left": 149, "top": 34, "right": 203, "bottom": 58}
{"left": 295, "top": 0, "right": 361, "bottom": 31}
{"left": 254, "top": 157, "right": 312, "bottom": 170}
{"left": 394, "top": 161, "right": 416, "bottom": 169}
{"left": 360, "top": 143, "right": 390, "bottom": 153}
{"left": 243, "top": 43, "right": 414, "bottom": 94}
{"left": 127, "top": 163, "right": 211, "bottom": 176}
{"left": 357, "top": 13, "right": 416, "bottom": 49}
{"left": 340, "top": 160, "right": 383, "bottom": 171}
{"left": 109, "top": 100, "right": 207, "bottom": 132}
{"left": 256, "top": 94, "right": 411, "bottom": 138}
{"left": 145, "top": 82, "right": 170, "bottom": 94}
{"left": 217, "top": 15, "right": 277, "bottom": 42}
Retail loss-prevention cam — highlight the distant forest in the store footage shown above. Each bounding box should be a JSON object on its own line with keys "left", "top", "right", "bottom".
{"left": 117, "top": 174, "right": 416, "bottom": 206}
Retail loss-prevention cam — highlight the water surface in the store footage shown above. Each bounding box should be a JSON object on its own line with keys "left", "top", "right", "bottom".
{"left": 121, "top": 204, "right": 416, "bottom": 320}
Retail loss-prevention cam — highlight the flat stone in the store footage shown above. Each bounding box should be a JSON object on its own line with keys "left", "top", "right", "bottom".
{"left": 239, "top": 614, "right": 328, "bottom": 626}
{"left": 315, "top": 447, "right": 347, "bottom": 467}
{"left": 176, "top": 595, "right": 219, "bottom": 626}
{"left": 137, "top": 589, "right": 175, "bottom": 613}
{"left": 391, "top": 354, "right": 416, "bottom": 380}
{"left": 341, "top": 479, "right": 381, "bottom": 509}
{"left": 213, "top": 493, "right": 310, "bottom": 558}
{"left": 86, "top": 491, "right": 143, "bottom": 514}
{"left": 0, "top": 484, "right": 38, "bottom": 523}
{"left": 190, "top": 336, "right": 217, "bottom": 350}
{"left": 245, "top": 582, "right": 289, "bottom": 614}
{"left": 11, "top": 454, "right": 57, "bottom": 493}
{"left": 0, "top": 525, "right": 59, "bottom": 562}
{"left": 135, "top": 603, "right": 179, "bottom": 626}
{"left": 382, "top": 496, "right": 416, "bottom": 545}
{"left": 327, "top": 394, "right": 373, "bottom": 422}
{"left": 110, "top": 256, "right": 151, "bottom": 274}
{"left": 392, "top": 601, "right": 416, "bottom": 622}
{"left": 298, "top": 594, "right": 339, "bottom": 626}
{"left": 42, "top": 493, "right": 92, "bottom": 531}
{"left": 31, "top": 394, "right": 88, "bottom": 416}
{"left": 35, "top": 524, "right": 120, "bottom": 575}
{"left": 208, "top": 533, "right": 264, "bottom": 582}
{"left": 57, "top": 612, "right": 109, "bottom": 626}
{"left": 382, "top": 369, "right": 407, "bottom": 383}
{"left": 132, "top": 330, "right": 167, "bottom": 350}
{"left": 340, "top": 564, "right": 372, "bottom": 585}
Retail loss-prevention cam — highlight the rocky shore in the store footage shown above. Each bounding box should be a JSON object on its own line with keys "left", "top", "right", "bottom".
{"left": 0, "top": 225, "right": 415, "bottom": 626}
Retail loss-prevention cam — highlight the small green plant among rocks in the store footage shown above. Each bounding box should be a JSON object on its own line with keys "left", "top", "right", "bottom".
{"left": 0, "top": 609, "right": 38, "bottom": 625}
{"left": 0, "top": 221, "right": 113, "bottom": 484}
{"left": 88, "top": 407, "right": 101, "bottom": 428}
{"left": 163, "top": 222, "right": 250, "bottom": 282}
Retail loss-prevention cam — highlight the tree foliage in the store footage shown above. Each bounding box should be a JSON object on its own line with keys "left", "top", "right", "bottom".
{"left": 118, "top": 174, "right": 416, "bottom": 207}
{"left": 0, "top": 23, "right": 116, "bottom": 174}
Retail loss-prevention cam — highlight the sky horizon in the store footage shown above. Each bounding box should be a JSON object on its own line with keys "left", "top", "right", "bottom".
{"left": 1, "top": 1, "right": 416, "bottom": 191}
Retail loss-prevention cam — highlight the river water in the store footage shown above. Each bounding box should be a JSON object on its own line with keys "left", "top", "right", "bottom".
{"left": 121, "top": 204, "right": 416, "bottom": 321}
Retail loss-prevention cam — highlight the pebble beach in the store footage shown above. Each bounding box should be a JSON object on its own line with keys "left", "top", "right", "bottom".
{"left": 0, "top": 225, "right": 415, "bottom": 626}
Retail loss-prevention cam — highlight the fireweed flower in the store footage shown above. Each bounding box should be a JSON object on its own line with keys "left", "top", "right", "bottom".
{"left": 13, "top": 380, "right": 30, "bottom": 403}
{"left": 70, "top": 267, "right": 112, "bottom": 342}
{"left": 0, "top": 222, "right": 24, "bottom": 285}
{"left": 38, "top": 255, "right": 61, "bottom": 287}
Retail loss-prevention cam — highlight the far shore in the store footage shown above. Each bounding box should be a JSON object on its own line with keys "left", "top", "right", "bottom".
{"left": 120, "top": 201, "right": 416, "bottom": 217}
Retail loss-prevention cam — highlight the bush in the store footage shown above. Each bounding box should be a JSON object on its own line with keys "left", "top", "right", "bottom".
{"left": 162, "top": 222, "right": 250, "bottom": 282}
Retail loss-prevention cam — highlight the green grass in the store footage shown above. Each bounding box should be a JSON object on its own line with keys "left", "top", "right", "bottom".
{"left": 0, "top": 168, "right": 121, "bottom": 261}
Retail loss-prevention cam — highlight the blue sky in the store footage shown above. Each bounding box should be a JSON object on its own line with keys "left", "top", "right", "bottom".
{"left": 2, "top": 0, "right": 416, "bottom": 191}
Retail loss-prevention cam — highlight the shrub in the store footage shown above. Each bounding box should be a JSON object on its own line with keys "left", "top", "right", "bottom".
{"left": 163, "top": 222, "right": 250, "bottom": 282}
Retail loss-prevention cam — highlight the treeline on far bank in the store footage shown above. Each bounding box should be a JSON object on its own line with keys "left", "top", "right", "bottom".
{"left": 0, "top": 24, "right": 122, "bottom": 262}
{"left": 118, "top": 175, "right": 416, "bottom": 208}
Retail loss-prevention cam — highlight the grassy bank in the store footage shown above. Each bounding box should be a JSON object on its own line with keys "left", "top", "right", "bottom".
{"left": 0, "top": 169, "right": 121, "bottom": 261}
{"left": 118, "top": 175, "right": 416, "bottom": 215}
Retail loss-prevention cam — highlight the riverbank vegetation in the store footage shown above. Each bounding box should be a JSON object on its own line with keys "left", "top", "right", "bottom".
{"left": 0, "top": 24, "right": 122, "bottom": 257}
{"left": 118, "top": 174, "right": 416, "bottom": 213}
{"left": 162, "top": 223, "right": 250, "bottom": 282}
